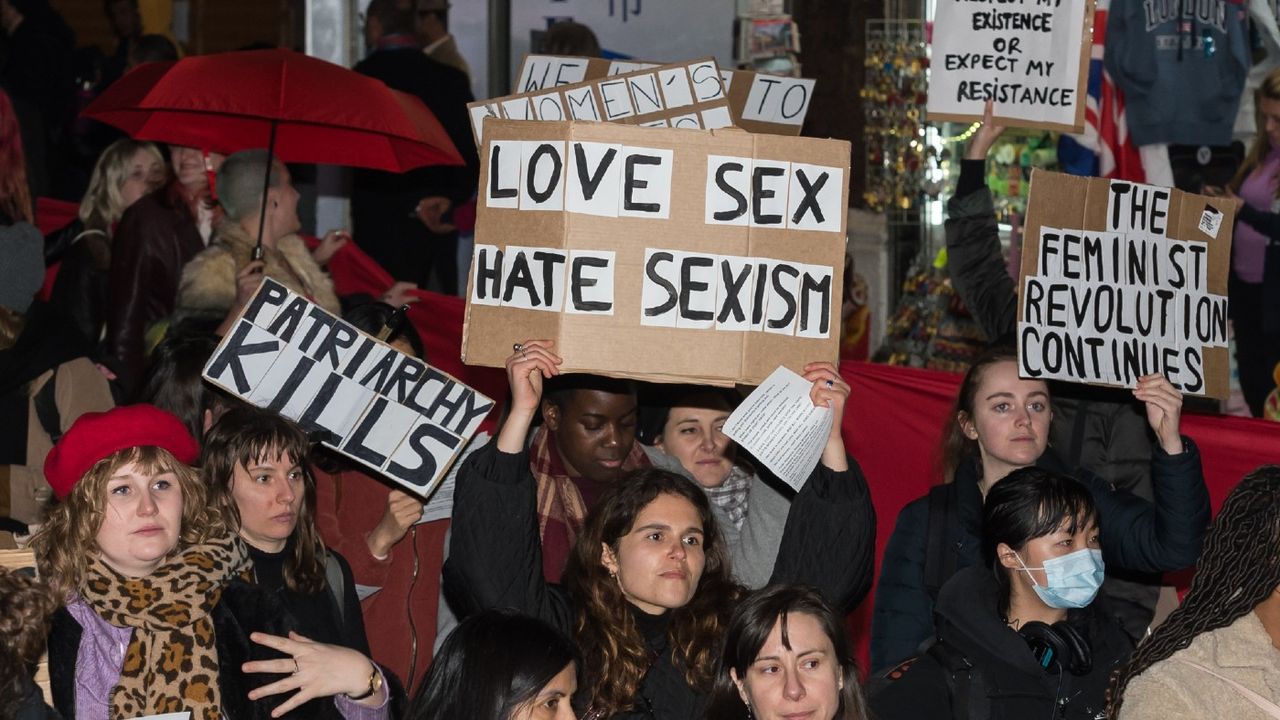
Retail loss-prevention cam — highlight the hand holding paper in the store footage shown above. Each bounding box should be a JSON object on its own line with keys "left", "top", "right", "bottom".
{"left": 803, "top": 360, "right": 850, "bottom": 471}
{"left": 1134, "top": 373, "right": 1185, "bottom": 455}
{"left": 724, "top": 365, "right": 844, "bottom": 491}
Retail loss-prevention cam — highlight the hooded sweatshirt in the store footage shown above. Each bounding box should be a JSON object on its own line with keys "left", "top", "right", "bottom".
{"left": 1104, "top": 0, "right": 1250, "bottom": 146}
{"left": 870, "top": 566, "right": 1134, "bottom": 720}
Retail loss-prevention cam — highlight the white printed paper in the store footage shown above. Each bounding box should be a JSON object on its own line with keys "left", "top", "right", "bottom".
{"left": 723, "top": 366, "right": 833, "bottom": 491}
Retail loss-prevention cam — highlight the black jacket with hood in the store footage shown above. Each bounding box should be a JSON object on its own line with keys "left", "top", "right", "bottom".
{"left": 870, "top": 566, "right": 1135, "bottom": 720}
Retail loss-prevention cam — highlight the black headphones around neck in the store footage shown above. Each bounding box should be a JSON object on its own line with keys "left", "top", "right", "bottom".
{"left": 1018, "top": 620, "right": 1092, "bottom": 676}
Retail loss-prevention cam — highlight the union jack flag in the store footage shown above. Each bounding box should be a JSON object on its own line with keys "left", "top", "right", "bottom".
{"left": 1058, "top": 0, "right": 1147, "bottom": 181}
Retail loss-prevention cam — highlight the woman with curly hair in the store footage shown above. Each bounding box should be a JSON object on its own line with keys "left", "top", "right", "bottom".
{"left": 445, "top": 339, "right": 875, "bottom": 719}
{"left": 0, "top": 567, "right": 60, "bottom": 720}
{"left": 201, "top": 405, "right": 395, "bottom": 719}
{"left": 33, "top": 404, "right": 287, "bottom": 720}
{"left": 1108, "top": 465, "right": 1280, "bottom": 719}
{"left": 48, "top": 138, "right": 165, "bottom": 346}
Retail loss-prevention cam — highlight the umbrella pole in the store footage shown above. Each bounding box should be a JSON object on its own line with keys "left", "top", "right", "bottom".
{"left": 253, "top": 120, "right": 279, "bottom": 261}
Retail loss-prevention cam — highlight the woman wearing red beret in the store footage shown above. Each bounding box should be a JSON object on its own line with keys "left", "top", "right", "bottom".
{"left": 33, "top": 404, "right": 285, "bottom": 720}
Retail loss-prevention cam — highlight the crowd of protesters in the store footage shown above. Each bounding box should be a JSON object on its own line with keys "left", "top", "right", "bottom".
{"left": 2, "top": 0, "right": 1280, "bottom": 719}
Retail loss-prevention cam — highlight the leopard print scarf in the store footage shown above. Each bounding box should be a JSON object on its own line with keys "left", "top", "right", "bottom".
{"left": 79, "top": 531, "right": 251, "bottom": 720}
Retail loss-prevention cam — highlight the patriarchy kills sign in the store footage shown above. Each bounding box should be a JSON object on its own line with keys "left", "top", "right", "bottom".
{"left": 204, "top": 278, "right": 494, "bottom": 497}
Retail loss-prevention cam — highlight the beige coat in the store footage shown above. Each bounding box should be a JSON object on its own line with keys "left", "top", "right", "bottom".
{"left": 1121, "top": 611, "right": 1280, "bottom": 720}
{"left": 2, "top": 358, "right": 114, "bottom": 548}
{"left": 176, "top": 220, "right": 341, "bottom": 323}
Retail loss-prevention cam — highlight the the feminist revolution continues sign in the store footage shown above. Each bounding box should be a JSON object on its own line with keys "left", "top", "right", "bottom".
{"left": 1018, "top": 170, "right": 1235, "bottom": 397}
{"left": 461, "top": 119, "right": 850, "bottom": 386}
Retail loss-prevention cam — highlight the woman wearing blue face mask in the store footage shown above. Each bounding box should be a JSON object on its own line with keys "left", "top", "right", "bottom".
{"left": 870, "top": 467, "right": 1136, "bottom": 720}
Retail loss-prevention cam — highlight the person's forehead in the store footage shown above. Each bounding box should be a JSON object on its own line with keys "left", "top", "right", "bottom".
{"left": 566, "top": 388, "right": 636, "bottom": 415}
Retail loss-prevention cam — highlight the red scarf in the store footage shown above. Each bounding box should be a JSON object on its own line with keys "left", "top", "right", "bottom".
{"left": 529, "top": 426, "right": 649, "bottom": 582}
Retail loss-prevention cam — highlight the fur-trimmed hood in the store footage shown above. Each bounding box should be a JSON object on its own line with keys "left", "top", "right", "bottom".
{"left": 175, "top": 220, "right": 341, "bottom": 324}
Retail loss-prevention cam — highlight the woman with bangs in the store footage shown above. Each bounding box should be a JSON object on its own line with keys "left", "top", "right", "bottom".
{"left": 871, "top": 467, "right": 1137, "bottom": 719}
{"left": 446, "top": 339, "right": 875, "bottom": 719}
{"left": 201, "top": 405, "right": 395, "bottom": 719}
{"left": 35, "top": 404, "right": 289, "bottom": 720}
{"left": 870, "top": 345, "right": 1209, "bottom": 672}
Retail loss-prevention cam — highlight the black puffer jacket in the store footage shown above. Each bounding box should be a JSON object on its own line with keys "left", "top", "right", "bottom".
{"left": 443, "top": 440, "right": 875, "bottom": 720}
{"left": 870, "top": 438, "right": 1209, "bottom": 672}
{"left": 870, "top": 566, "right": 1135, "bottom": 720}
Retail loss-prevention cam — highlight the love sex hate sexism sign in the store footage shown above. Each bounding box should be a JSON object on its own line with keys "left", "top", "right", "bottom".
{"left": 1018, "top": 170, "right": 1235, "bottom": 398}
{"left": 461, "top": 119, "right": 850, "bottom": 386}
{"left": 928, "top": 0, "right": 1094, "bottom": 131}
{"left": 203, "top": 278, "right": 494, "bottom": 497}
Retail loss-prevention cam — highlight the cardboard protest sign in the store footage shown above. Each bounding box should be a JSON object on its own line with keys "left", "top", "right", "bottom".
{"left": 468, "top": 57, "right": 734, "bottom": 146}
{"left": 462, "top": 119, "right": 849, "bottom": 386}
{"left": 1018, "top": 170, "right": 1235, "bottom": 398}
{"left": 514, "top": 53, "right": 815, "bottom": 136}
{"left": 927, "top": 0, "right": 1094, "bottom": 132}
{"left": 203, "top": 279, "right": 494, "bottom": 497}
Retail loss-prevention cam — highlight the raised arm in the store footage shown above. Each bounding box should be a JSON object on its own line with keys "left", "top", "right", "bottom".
{"left": 441, "top": 340, "right": 574, "bottom": 631}
{"left": 946, "top": 101, "right": 1018, "bottom": 343}
{"left": 766, "top": 364, "right": 876, "bottom": 611}
{"left": 1082, "top": 375, "right": 1209, "bottom": 572}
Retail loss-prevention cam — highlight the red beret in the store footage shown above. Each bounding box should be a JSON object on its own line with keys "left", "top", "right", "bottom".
{"left": 44, "top": 404, "right": 199, "bottom": 501}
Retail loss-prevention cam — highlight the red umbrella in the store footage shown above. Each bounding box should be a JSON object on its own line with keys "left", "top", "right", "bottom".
{"left": 82, "top": 48, "right": 463, "bottom": 172}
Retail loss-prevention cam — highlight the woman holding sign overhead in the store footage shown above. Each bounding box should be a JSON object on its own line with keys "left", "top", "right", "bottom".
{"left": 869, "top": 345, "right": 1209, "bottom": 672}
{"left": 444, "top": 340, "right": 874, "bottom": 720}
{"left": 202, "top": 405, "right": 399, "bottom": 719}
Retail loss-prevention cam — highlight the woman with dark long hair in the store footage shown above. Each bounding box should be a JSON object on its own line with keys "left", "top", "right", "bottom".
{"left": 870, "top": 467, "right": 1135, "bottom": 719}
{"left": 1108, "top": 466, "right": 1280, "bottom": 719}
{"left": 870, "top": 345, "right": 1209, "bottom": 671}
{"left": 409, "top": 609, "right": 577, "bottom": 720}
{"left": 446, "top": 339, "right": 875, "bottom": 719}
{"left": 201, "top": 406, "right": 394, "bottom": 718}
{"left": 704, "top": 584, "right": 869, "bottom": 720}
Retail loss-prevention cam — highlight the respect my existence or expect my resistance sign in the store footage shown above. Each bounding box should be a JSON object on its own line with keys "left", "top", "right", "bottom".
{"left": 1018, "top": 170, "right": 1235, "bottom": 398}
{"left": 204, "top": 278, "right": 494, "bottom": 497}
{"left": 928, "top": 0, "right": 1093, "bottom": 131}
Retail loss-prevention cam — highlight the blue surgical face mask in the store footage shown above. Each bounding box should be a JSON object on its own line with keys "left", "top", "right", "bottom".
{"left": 1014, "top": 548, "right": 1104, "bottom": 609}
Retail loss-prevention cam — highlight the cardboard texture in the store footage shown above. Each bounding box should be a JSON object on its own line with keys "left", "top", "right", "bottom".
{"left": 514, "top": 53, "right": 815, "bottom": 137}
{"left": 927, "top": 0, "right": 1095, "bottom": 133}
{"left": 1018, "top": 169, "right": 1234, "bottom": 398}
{"left": 463, "top": 119, "right": 849, "bottom": 386}
{"left": 202, "top": 279, "right": 494, "bottom": 498}
{"left": 469, "top": 57, "right": 734, "bottom": 147}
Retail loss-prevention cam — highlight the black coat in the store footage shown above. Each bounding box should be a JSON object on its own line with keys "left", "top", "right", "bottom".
{"left": 352, "top": 46, "right": 478, "bottom": 288}
{"left": 47, "top": 578, "right": 295, "bottom": 720}
{"left": 443, "top": 440, "right": 875, "bottom": 720}
{"left": 870, "top": 566, "right": 1134, "bottom": 720}
{"left": 870, "top": 439, "right": 1209, "bottom": 672}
